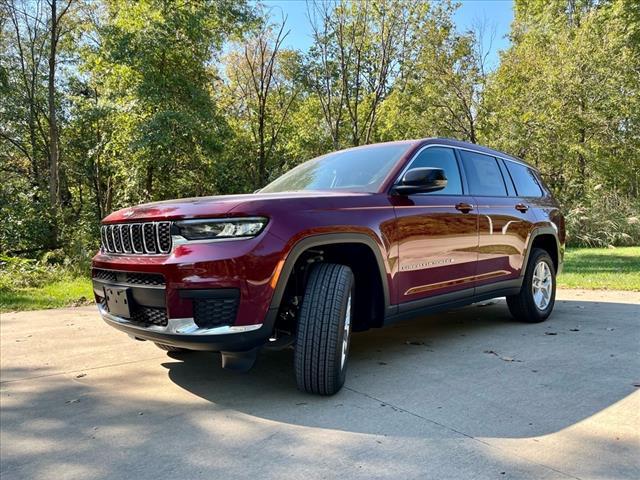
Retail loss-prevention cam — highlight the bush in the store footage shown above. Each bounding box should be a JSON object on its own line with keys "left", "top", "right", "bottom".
{"left": 565, "top": 188, "right": 640, "bottom": 248}
{"left": 0, "top": 254, "right": 89, "bottom": 292}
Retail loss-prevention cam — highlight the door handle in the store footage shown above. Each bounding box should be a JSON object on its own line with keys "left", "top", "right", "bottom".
{"left": 455, "top": 202, "right": 474, "bottom": 213}
{"left": 515, "top": 203, "right": 529, "bottom": 213}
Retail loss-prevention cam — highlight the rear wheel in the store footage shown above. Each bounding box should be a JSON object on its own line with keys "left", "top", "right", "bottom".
{"left": 294, "top": 263, "right": 354, "bottom": 395}
{"left": 507, "top": 248, "right": 556, "bottom": 323}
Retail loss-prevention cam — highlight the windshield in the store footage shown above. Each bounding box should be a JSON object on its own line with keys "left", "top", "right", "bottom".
{"left": 260, "top": 143, "right": 411, "bottom": 193}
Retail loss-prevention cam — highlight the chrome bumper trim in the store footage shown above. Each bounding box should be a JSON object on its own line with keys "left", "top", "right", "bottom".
{"left": 98, "top": 304, "right": 262, "bottom": 336}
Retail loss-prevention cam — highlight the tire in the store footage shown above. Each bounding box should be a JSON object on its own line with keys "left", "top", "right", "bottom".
{"left": 294, "top": 263, "right": 354, "bottom": 395}
{"left": 507, "top": 248, "right": 556, "bottom": 323}
{"left": 154, "top": 343, "right": 187, "bottom": 353}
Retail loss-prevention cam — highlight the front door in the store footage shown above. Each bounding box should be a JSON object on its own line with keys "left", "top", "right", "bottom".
{"left": 392, "top": 146, "right": 479, "bottom": 304}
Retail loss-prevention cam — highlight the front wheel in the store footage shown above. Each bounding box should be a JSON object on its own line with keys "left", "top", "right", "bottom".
{"left": 294, "top": 263, "right": 354, "bottom": 395}
{"left": 507, "top": 248, "right": 556, "bottom": 323}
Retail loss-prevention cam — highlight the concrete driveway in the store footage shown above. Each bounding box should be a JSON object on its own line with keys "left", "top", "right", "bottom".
{"left": 1, "top": 289, "right": 639, "bottom": 480}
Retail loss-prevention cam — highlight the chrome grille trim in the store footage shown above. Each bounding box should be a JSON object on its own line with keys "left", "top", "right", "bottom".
{"left": 121, "top": 225, "right": 133, "bottom": 253}
{"left": 142, "top": 223, "right": 157, "bottom": 253}
{"left": 131, "top": 224, "right": 144, "bottom": 253}
{"left": 110, "top": 225, "right": 121, "bottom": 253}
{"left": 100, "top": 222, "right": 173, "bottom": 255}
{"left": 157, "top": 222, "right": 172, "bottom": 254}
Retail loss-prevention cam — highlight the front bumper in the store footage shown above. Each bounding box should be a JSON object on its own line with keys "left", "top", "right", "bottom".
{"left": 92, "top": 230, "right": 287, "bottom": 350}
{"left": 98, "top": 303, "right": 278, "bottom": 351}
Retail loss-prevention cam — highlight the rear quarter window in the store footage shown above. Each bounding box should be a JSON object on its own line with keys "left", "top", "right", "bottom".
{"left": 505, "top": 161, "right": 543, "bottom": 197}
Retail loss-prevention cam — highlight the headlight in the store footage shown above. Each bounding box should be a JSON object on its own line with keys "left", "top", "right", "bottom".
{"left": 173, "top": 217, "right": 268, "bottom": 241}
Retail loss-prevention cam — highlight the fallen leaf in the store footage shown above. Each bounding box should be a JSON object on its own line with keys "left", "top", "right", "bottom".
{"left": 544, "top": 332, "right": 558, "bottom": 336}
{"left": 484, "top": 350, "right": 523, "bottom": 362}
{"left": 477, "top": 301, "right": 496, "bottom": 307}
{"left": 76, "top": 373, "right": 87, "bottom": 378}
{"left": 569, "top": 328, "right": 580, "bottom": 332}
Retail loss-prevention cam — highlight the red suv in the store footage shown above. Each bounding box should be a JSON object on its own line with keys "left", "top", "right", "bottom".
{"left": 93, "top": 138, "right": 564, "bottom": 395}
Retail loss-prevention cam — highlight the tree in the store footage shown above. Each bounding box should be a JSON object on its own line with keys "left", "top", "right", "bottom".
{"left": 222, "top": 15, "right": 300, "bottom": 188}
{"left": 482, "top": 0, "right": 640, "bottom": 199}
{"left": 1, "top": 0, "right": 74, "bottom": 250}
{"left": 304, "top": 0, "right": 426, "bottom": 148}
{"left": 77, "top": 0, "right": 253, "bottom": 202}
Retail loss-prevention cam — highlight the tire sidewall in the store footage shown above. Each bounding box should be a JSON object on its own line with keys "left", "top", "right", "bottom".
{"left": 335, "top": 278, "right": 355, "bottom": 385}
{"left": 525, "top": 250, "right": 556, "bottom": 321}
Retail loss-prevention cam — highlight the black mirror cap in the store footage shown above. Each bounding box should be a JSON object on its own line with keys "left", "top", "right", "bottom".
{"left": 392, "top": 167, "right": 448, "bottom": 195}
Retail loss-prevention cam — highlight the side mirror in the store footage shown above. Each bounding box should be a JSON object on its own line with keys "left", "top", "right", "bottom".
{"left": 392, "top": 167, "right": 447, "bottom": 195}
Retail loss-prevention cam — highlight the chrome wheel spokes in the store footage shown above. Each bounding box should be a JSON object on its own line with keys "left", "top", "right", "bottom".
{"left": 341, "top": 293, "right": 352, "bottom": 369}
{"left": 532, "top": 261, "right": 552, "bottom": 310}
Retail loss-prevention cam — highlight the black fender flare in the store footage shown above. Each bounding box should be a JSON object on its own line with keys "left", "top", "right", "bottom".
{"left": 268, "top": 232, "right": 393, "bottom": 314}
{"left": 521, "top": 225, "right": 563, "bottom": 276}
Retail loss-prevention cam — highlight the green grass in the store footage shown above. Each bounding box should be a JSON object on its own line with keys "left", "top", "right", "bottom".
{"left": 558, "top": 246, "right": 640, "bottom": 291}
{"left": 0, "top": 247, "right": 637, "bottom": 313}
{"left": 0, "top": 277, "right": 93, "bottom": 313}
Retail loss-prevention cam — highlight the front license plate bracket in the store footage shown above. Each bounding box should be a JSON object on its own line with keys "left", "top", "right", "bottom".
{"left": 104, "top": 286, "right": 133, "bottom": 318}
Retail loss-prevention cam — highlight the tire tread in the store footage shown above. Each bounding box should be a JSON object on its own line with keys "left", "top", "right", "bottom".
{"left": 294, "top": 263, "right": 353, "bottom": 395}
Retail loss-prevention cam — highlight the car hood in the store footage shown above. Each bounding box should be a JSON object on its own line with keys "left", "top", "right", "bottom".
{"left": 102, "top": 191, "right": 371, "bottom": 223}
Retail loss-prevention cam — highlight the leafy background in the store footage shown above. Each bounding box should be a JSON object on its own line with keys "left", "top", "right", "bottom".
{"left": 1, "top": 0, "right": 639, "bottom": 267}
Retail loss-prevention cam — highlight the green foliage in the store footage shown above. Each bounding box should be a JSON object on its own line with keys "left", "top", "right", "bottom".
{"left": 0, "top": 276, "right": 93, "bottom": 312}
{"left": 1, "top": 0, "right": 638, "bottom": 268}
{"left": 0, "top": 254, "right": 89, "bottom": 292}
{"left": 481, "top": 0, "right": 640, "bottom": 227}
{"left": 0, "top": 253, "right": 93, "bottom": 312}
{"left": 565, "top": 188, "right": 640, "bottom": 247}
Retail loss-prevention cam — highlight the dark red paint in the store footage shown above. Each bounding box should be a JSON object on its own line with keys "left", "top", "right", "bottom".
{"left": 93, "top": 138, "right": 564, "bottom": 340}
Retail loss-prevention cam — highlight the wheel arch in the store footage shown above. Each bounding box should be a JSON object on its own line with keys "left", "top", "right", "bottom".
{"left": 270, "top": 233, "right": 392, "bottom": 329}
{"left": 523, "top": 227, "right": 563, "bottom": 275}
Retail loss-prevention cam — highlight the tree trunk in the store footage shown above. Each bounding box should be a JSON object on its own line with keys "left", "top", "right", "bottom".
{"left": 146, "top": 165, "right": 154, "bottom": 198}
{"left": 48, "top": 0, "right": 60, "bottom": 247}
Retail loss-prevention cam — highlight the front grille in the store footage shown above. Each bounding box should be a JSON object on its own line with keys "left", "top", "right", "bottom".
{"left": 93, "top": 269, "right": 165, "bottom": 287}
{"left": 193, "top": 296, "right": 239, "bottom": 329}
{"left": 100, "top": 222, "right": 172, "bottom": 255}
{"left": 131, "top": 306, "right": 168, "bottom": 327}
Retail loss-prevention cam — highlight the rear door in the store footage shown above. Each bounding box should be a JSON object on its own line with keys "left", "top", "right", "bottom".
{"left": 459, "top": 150, "right": 535, "bottom": 290}
{"left": 391, "top": 146, "right": 479, "bottom": 304}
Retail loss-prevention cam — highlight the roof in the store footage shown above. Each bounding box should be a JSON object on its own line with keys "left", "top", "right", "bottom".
{"left": 418, "top": 137, "right": 535, "bottom": 170}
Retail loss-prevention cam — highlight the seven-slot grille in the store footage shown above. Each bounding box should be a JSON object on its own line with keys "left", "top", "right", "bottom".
{"left": 101, "top": 222, "right": 172, "bottom": 254}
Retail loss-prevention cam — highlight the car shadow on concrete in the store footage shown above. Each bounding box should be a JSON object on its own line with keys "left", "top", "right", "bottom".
{"left": 163, "top": 297, "right": 640, "bottom": 439}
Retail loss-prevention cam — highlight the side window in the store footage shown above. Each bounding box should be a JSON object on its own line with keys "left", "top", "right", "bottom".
{"left": 406, "top": 147, "right": 462, "bottom": 195}
{"left": 505, "top": 161, "right": 543, "bottom": 197}
{"left": 459, "top": 151, "right": 507, "bottom": 196}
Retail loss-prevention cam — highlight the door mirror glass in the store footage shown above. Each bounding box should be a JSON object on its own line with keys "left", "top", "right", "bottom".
{"left": 393, "top": 167, "right": 447, "bottom": 195}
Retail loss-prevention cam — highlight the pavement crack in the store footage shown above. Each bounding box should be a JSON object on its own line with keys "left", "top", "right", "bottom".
{"left": 343, "top": 386, "right": 584, "bottom": 480}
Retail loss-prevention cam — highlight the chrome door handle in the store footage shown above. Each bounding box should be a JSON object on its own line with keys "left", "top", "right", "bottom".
{"left": 515, "top": 203, "right": 529, "bottom": 213}
{"left": 455, "top": 202, "right": 474, "bottom": 213}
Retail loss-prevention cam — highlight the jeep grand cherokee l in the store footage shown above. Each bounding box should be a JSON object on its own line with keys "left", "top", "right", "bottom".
{"left": 93, "top": 138, "right": 565, "bottom": 395}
